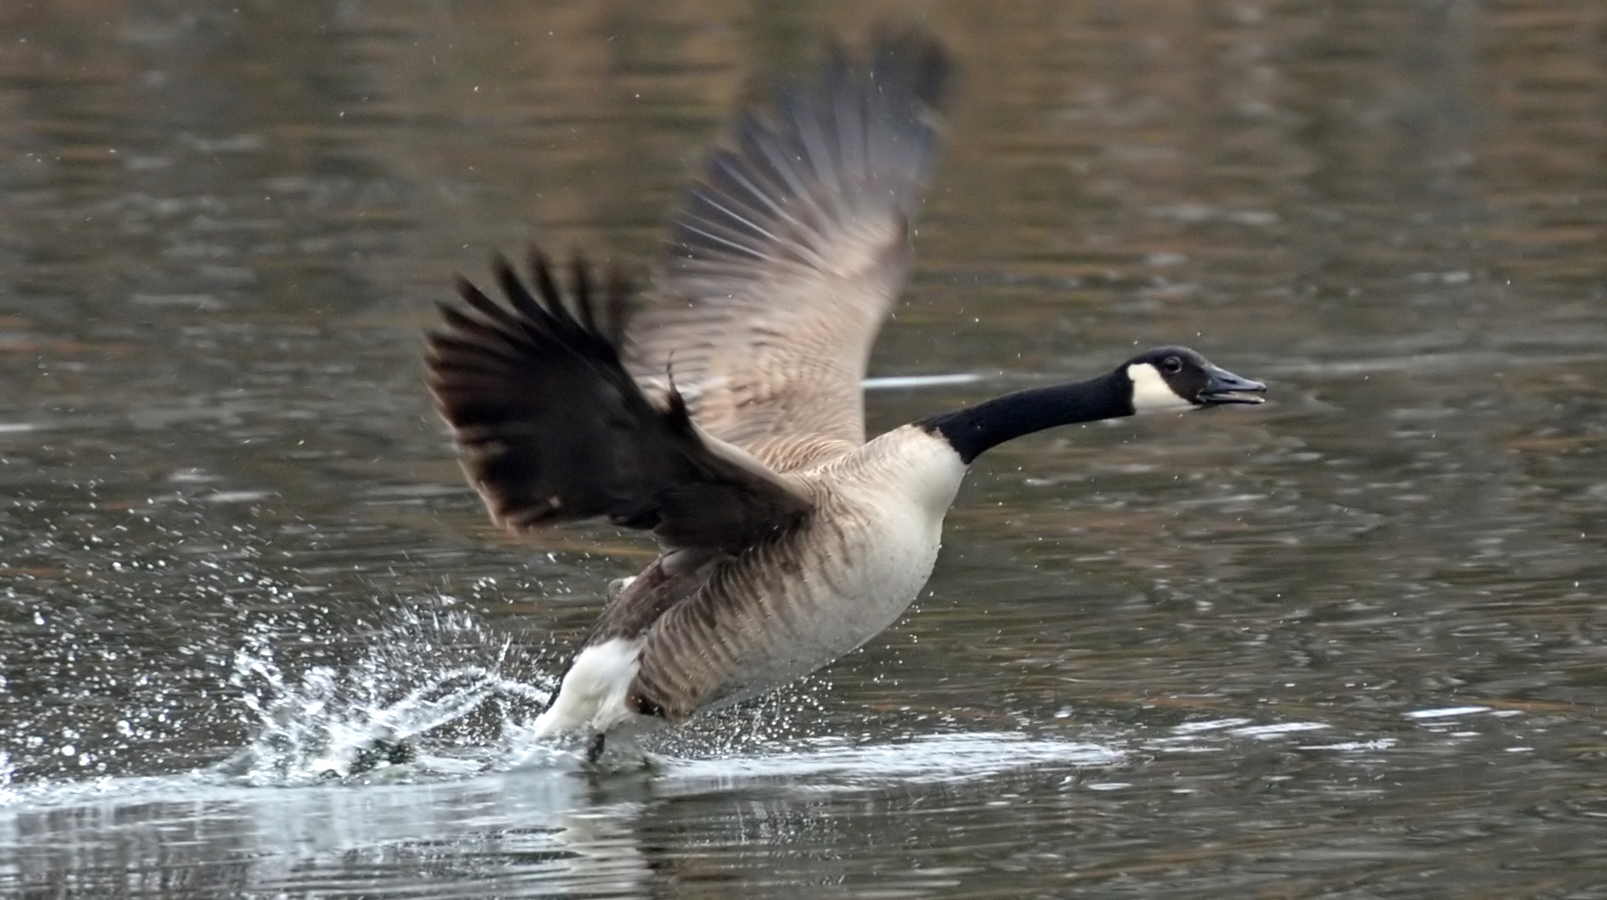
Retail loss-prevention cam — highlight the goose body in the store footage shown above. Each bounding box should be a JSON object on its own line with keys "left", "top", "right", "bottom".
{"left": 534, "top": 425, "right": 966, "bottom": 740}
{"left": 425, "top": 30, "right": 1266, "bottom": 758}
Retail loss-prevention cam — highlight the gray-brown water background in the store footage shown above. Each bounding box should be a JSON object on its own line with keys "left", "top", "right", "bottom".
{"left": 2, "top": 1, "right": 1604, "bottom": 897}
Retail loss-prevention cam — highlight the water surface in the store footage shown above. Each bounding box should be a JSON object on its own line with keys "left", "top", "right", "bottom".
{"left": 2, "top": 1, "right": 1604, "bottom": 897}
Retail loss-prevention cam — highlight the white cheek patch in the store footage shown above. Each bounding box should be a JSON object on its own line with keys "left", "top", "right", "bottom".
{"left": 1126, "top": 363, "right": 1197, "bottom": 414}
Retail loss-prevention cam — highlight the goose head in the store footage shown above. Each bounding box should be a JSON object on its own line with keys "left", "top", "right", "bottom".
{"left": 1123, "top": 347, "right": 1266, "bottom": 413}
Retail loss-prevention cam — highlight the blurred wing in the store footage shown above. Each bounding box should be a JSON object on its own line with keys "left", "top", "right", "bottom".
{"left": 427, "top": 250, "right": 811, "bottom": 553}
{"left": 629, "top": 28, "right": 952, "bottom": 467}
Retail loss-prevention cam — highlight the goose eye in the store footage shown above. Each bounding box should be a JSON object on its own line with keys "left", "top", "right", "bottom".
{"left": 1161, "top": 356, "right": 1183, "bottom": 374}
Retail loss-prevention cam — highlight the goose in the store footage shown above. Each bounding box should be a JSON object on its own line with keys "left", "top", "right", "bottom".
{"left": 425, "top": 30, "right": 1265, "bottom": 761}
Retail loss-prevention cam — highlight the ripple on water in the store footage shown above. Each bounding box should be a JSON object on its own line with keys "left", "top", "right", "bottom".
{"left": 665, "top": 732, "right": 1125, "bottom": 789}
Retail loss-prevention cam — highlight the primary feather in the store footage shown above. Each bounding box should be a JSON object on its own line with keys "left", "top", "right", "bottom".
{"left": 630, "top": 27, "right": 951, "bottom": 466}
{"left": 427, "top": 249, "right": 811, "bottom": 553}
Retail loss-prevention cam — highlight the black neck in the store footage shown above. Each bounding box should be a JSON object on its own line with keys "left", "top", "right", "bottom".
{"left": 919, "top": 370, "right": 1132, "bottom": 464}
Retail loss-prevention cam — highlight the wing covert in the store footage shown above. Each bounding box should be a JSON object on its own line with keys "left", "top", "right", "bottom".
{"left": 427, "top": 249, "right": 812, "bottom": 553}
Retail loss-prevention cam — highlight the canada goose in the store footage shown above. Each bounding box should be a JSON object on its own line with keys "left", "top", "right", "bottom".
{"left": 425, "top": 30, "right": 1265, "bottom": 761}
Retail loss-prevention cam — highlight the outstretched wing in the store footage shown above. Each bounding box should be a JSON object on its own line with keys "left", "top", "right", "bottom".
{"left": 628, "top": 28, "right": 952, "bottom": 466}
{"left": 427, "top": 249, "right": 811, "bottom": 553}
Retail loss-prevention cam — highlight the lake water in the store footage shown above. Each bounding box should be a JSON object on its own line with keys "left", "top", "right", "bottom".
{"left": 2, "top": 1, "right": 1604, "bottom": 896}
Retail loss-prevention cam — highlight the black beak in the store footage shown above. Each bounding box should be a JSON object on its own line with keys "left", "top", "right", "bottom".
{"left": 1200, "top": 365, "right": 1267, "bottom": 405}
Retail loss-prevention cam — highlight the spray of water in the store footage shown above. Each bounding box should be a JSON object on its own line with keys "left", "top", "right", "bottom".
{"left": 215, "top": 605, "right": 556, "bottom": 784}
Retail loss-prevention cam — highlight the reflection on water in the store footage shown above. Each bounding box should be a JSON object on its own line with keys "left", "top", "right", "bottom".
{"left": 2, "top": 0, "right": 1605, "bottom": 896}
{"left": 0, "top": 725, "right": 1316, "bottom": 897}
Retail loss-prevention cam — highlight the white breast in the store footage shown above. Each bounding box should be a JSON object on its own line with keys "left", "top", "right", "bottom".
{"left": 739, "top": 426, "right": 968, "bottom": 687}
{"left": 534, "top": 425, "right": 971, "bottom": 737}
